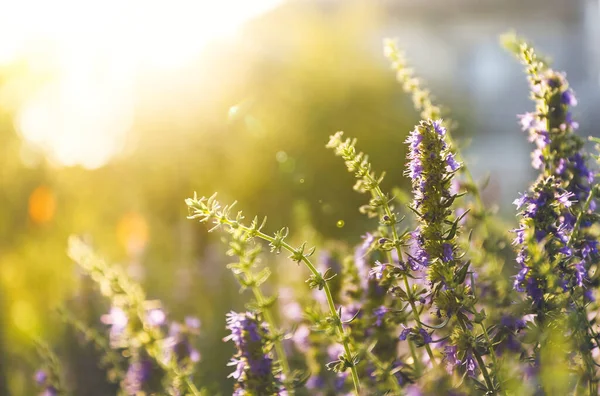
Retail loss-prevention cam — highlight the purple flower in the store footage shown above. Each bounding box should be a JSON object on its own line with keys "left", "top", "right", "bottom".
{"left": 405, "top": 129, "right": 424, "bottom": 150}
{"left": 463, "top": 354, "right": 477, "bottom": 377}
{"left": 516, "top": 250, "right": 526, "bottom": 266}
{"left": 410, "top": 231, "right": 430, "bottom": 268}
{"left": 291, "top": 325, "right": 310, "bottom": 353}
{"left": 146, "top": 308, "right": 166, "bottom": 327}
{"left": 225, "top": 311, "right": 283, "bottom": 394}
{"left": 561, "top": 89, "right": 577, "bottom": 106}
{"left": 40, "top": 387, "right": 58, "bottom": 396}
{"left": 444, "top": 345, "right": 461, "bottom": 373}
{"left": 446, "top": 153, "right": 460, "bottom": 171}
{"left": 531, "top": 149, "right": 544, "bottom": 169}
{"left": 101, "top": 306, "right": 128, "bottom": 347}
{"left": 369, "top": 261, "right": 387, "bottom": 280}
{"left": 574, "top": 261, "right": 586, "bottom": 287}
{"left": 518, "top": 112, "right": 536, "bottom": 130}
{"left": 514, "top": 266, "right": 528, "bottom": 292}
{"left": 185, "top": 316, "right": 201, "bottom": 330}
{"left": 555, "top": 191, "right": 575, "bottom": 207}
{"left": 162, "top": 321, "right": 201, "bottom": 365}
{"left": 442, "top": 243, "right": 453, "bottom": 263}
{"left": 513, "top": 193, "right": 528, "bottom": 210}
{"left": 327, "top": 343, "right": 344, "bottom": 361}
{"left": 306, "top": 375, "right": 325, "bottom": 390}
{"left": 123, "top": 359, "right": 153, "bottom": 395}
{"left": 566, "top": 112, "right": 579, "bottom": 130}
{"left": 556, "top": 158, "right": 568, "bottom": 175}
{"left": 582, "top": 239, "right": 598, "bottom": 258}
{"left": 500, "top": 315, "right": 526, "bottom": 331}
{"left": 534, "top": 130, "right": 550, "bottom": 148}
{"left": 418, "top": 328, "right": 432, "bottom": 344}
{"left": 373, "top": 306, "right": 388, "bottom": 327}
{"left": 405, "top": 385, "right": 423, "bottom": 396}
{"left": 432, "top": 120, "right": 446, "bottom": 136}
{"left": 335, "top": 372, "right": 348, "bottom": 392}
{"left": 34, "top": 370, "right": 47, "bottom": 386}
{"left": 399, "top": 326, "right": 412, "bottom": 341}
{"left": 512, "top": 226, "right": 525, "bottom": 245}
{"left": 585, "top": 289, "right": 595, "bottom": 302}
{"left": 228, "top": 358, "right": 245, "bottom": 380}
{"left": 408, "top": 158, "right": 423, "bottom": 180}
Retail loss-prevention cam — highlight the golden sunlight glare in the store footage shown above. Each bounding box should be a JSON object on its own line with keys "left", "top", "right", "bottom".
{"left": 2, "top": 0, "right": 282, "bottom": 169}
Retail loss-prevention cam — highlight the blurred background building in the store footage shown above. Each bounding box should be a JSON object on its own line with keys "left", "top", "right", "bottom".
{"left": 0, "top": 0, "right": 599, "bottom": 394}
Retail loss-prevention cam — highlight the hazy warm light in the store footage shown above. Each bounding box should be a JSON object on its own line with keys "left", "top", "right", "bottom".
{"left": 3, "top": 0, "right": 283, "bottom": 168}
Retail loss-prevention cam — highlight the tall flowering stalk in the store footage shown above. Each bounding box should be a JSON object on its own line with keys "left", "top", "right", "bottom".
{"left": 185, "top": 195, "right": 362, "bottom": 394}
{"left": 385, "top": 38, "right": 515, "bottom": 325}
{"left": 404, "top": 119, "right": 499, "bottom": 393}
{"left": 384, "top": 39, "right": 480, "bottom": 211}
{"left": 504, "top": 33, "right": 599, "bottom": 393}
{"left": 224, "top": 223, "right": 293, "bottom": 391}
{"left": 326, "top": 131, "right": 438, "bottom": 368}
{"left": 67, "top": 237, "right": 202, "bottom": 396}
{"left": 225, "top": 311, "right": 285, "bottom": 395}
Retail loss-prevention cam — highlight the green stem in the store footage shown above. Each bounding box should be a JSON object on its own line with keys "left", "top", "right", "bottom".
{"left": 183, "top": 376, "right": 201, "bottom": 396}
{"left": 255, "top": 231, "right": 361, "bottom": 395}
{"left": 409, "top": 340, "right": 422, "bottom": 377}
{"left": 367, "top": 349, "right": 403, "bottom": 393}
{"left": 480, "top": 323, "right": 503, "bottom": 395}
{"left": 250, "top": 287, "right": 293, "bottom": 392}
{"left": 187, "top": 197, "right": 361, "bottom": 394}
{"left": 566, "top": 190, "right": 594, "bottom": 248}
{"left": 457, "top": 317, "right": 494, "bottom": 393}
{"left": 372, "top": 186, "right": 438, "bottom": 367}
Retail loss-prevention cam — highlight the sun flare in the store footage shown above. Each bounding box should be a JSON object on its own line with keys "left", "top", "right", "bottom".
{"left": 2, "top": 0, "right": 282, "bottom": 169}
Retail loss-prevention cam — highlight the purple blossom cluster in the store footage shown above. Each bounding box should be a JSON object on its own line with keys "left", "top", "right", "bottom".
{"left": 512, "top": 66, "right": 598, "bottom": 307}
{"left": 34, "top": 370, "right": 58, "bottom": 396}
{"left": 225, "top": 311, "right": 286, "bottom": 395}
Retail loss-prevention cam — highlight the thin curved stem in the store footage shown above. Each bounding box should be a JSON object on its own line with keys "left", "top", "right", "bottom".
{"left": 367, "top": 349, "right": 403, "bottom": 393}
{"left": 479, "top": 323, "right": 504, "bottom": 395}
{"left": 250, "top": 287, "right": 293, "bottom": 392}
{"left": 186, "top": 196, "right": 361, "bottom": 394}
{"left": 457, "top": 316, "right": 494, "bottom": 393}
{"left": 250, "top": 230, "right": 361, "bottom": 394}
{"left": 371, "top": 186, "right": 438, "bottom": 367}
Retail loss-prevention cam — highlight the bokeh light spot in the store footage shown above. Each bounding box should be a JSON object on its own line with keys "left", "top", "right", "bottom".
{"left": 28, "top": 186, "right": 56, "bottom": 224}
{"left": 275, "top": 151, "right": 288, "bottom": 163}
{"left": 117, "top": 212, "right": 149, "bottom": 257}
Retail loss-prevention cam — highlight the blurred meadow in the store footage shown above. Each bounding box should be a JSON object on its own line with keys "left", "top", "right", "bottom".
{"left": 1, "top": 0, "right": 600, "bottom": 394}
